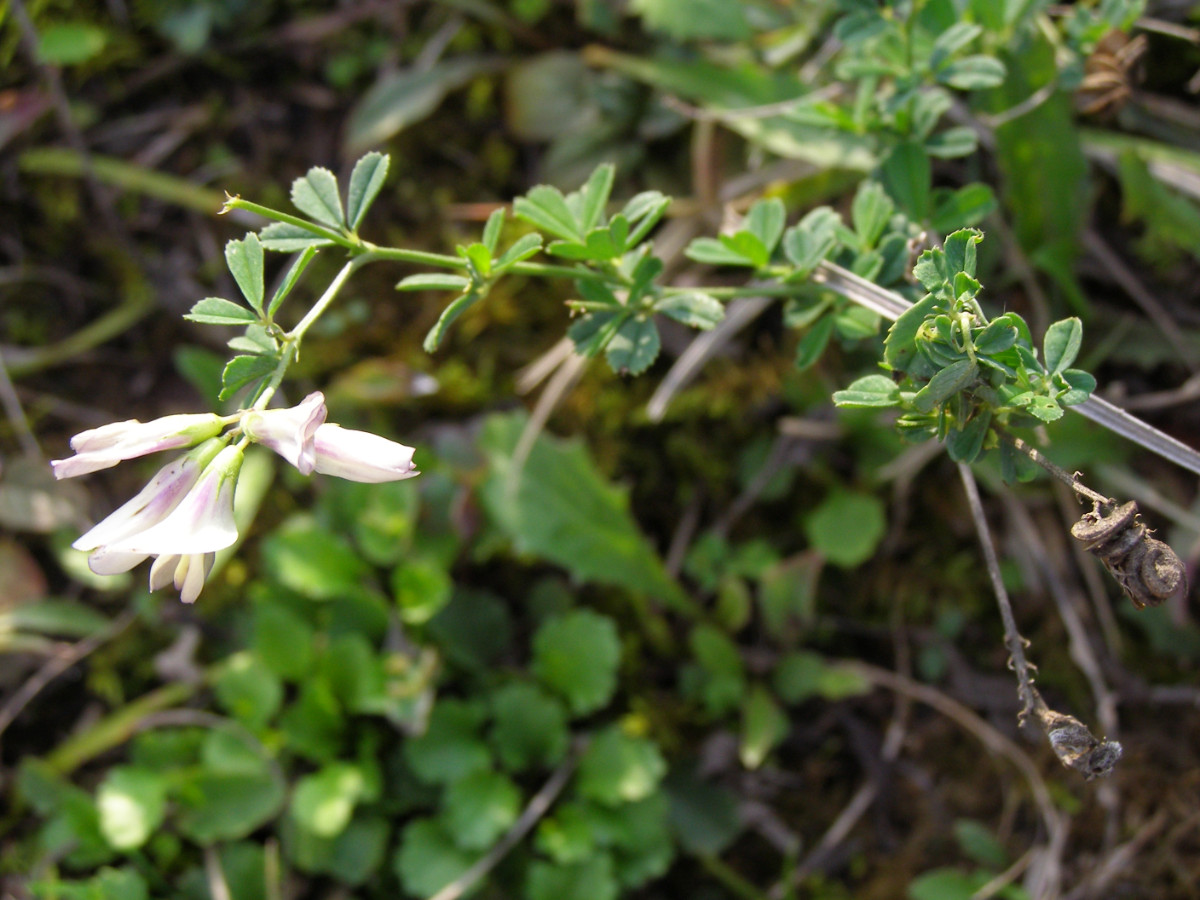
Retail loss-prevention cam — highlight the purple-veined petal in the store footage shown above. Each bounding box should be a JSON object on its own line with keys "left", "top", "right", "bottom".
{"left": 72, "top": 438, "right": 226, "bottom": 552}
{"left": 109, "top": 445, "right": 243, "bottom": 555}
{"left": 52, "top": 413, "right": 227, "bottom": 479}
{"left": 312, "top": 424, "right": 418, "bottom": 483}
{"left": 240, "top": 392, "right": 327, "bottom": 475}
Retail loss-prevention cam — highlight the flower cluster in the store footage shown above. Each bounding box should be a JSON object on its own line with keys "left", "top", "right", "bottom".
{"left": 53, "top": 393, "right": 418, "bottom": 603}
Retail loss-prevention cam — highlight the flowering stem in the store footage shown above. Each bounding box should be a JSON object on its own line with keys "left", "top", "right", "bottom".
{"left": 252, "top": 258, "right": 361, "bottom": 410}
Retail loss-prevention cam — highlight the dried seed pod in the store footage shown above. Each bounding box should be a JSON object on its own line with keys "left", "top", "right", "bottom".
{"left": 1028, "top": 688, "right": 1122, "bottom": 780}
{"left": 1075, "top": 30, "right": 1147, "bottom": 118}
{"left": 1071, "top": 500, "right": 1187, "bottom": 609}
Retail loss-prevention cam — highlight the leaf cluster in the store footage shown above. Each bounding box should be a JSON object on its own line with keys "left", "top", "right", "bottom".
{"left": 834, "top": 229, "right": 1096, "bottom": 470}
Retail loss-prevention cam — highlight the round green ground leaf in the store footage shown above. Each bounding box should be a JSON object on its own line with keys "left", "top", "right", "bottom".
{"left": 253, "top": 601, "right": 314, "bottom": 680}
{"left": 532, "top": 609, "right": 621, "bottom": 716}
{"left": 290, "top": 763, "right": 365, "bottom": 838}
{"left": 97, "top": 767, "right": 167, "bottom": 850}
{"left": 404, "top": 699, "right": 491, "bottom": 785}
{"left": 394, "top": 818, "right": 481, "bottom": 898}
{"left": 802, "top": 491, "right": 887, "bottom": 568}
{"left": 526, "top": 854, "right": 618, "bottom": 900}
{"left": 213, "top": 652, "right": 282, "bottom": 728}
{"left": 175, "top": 769, "right": 286, "bottom": 844}
{"left": 441, "top": 769, "right": 521, "bottom": 850}
{"left": 490, "top": 682, "right": 569, "bottom": 771}
{"left": 577, "top": 726, "right": 666, "bottom": 806}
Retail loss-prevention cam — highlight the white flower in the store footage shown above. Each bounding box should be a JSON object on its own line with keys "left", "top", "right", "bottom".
{"left": 74, "top": 438, "right": 226, "bottom": 573}
{"left": 149, "top": 553, "right": 216, "bottom": 604}
{"left": 312, "top": 424, "right": 419, "bottom": 483}
{"left": 240, "top": 391, "right": 327, "bottom": 475}
{"left": 52, "top": 413, "right": 228, "bottom": 479}
{"left": 107, "top": 444, "right": 243, "bottom": 557}
{"left": 74, "top": 440, "right": 243, "bottom": 603}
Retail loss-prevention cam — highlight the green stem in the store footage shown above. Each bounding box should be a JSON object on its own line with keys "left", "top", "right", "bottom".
{"left": 357, "top": 245, "right": 466, "bottom": 268}
{"left": 46, "top": 681, "right": 200, "bottom": 774}
{"left": 253, "top": 258, "right": 362, "bottom": 410}
{"left": 661, "top": 283, "right": 810, "bottom": 300}
{"left": 507, "top": 261, "right": 613, "bottom": 282}
{"left": 222, "top": 198, "right": 356, "bottom": 250}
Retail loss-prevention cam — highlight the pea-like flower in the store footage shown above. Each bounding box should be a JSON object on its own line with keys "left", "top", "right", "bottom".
{"left": 239, "top": 391, "right": 326, "bottom": 475}
{"left": 312, "top": 424, "right": 418, "bottom": 482}
{"left": 75, "top": 440, "right": 243, "bottom": 603}
{"left": 242, "top": 392, "right": 418, "bottom": 483}
{"left": 51, "top": 413, "right": 229, "bottom": 479}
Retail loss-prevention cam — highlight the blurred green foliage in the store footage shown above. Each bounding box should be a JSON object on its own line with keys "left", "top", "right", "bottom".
{"left": 7, "top": 0, "right": 1200, "bottom": 898}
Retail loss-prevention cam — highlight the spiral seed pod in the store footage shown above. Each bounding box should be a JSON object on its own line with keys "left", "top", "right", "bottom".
{"left": 1071, "top": 500, "right": 1187, "bottom": 609}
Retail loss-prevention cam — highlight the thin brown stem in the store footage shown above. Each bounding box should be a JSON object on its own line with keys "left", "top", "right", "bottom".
{"left": 998, "top": 430, "right": 1112, "bottom": 508}
{"left": 957, "top": 464, "right": 1038, "bottom": 717}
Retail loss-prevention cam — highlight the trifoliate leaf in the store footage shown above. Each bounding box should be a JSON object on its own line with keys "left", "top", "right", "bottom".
{"left": 291, "top": 166, "right": 344, "bottom": 229}
{"left": 576, "top": 727, "right": 666, "bottom": 806}
{"left": 482, "top": 207, "right": 505, "bottom": 252}
{"left": 931, "top": 183, "right": 996, "bottom": 232}
{"left": 532, "top": 609, "right": 621, "bottom": 716}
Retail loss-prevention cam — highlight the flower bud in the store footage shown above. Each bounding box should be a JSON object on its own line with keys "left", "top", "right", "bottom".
{"left": 52, "top": 413, "right": 228, "bottom": 479}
